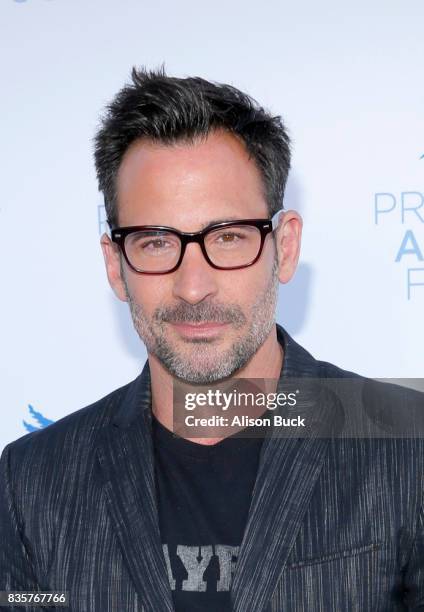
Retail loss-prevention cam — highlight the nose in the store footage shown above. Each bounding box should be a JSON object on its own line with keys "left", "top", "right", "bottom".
{"left": 172, "top": 242, "right": 220, "bottom": 305}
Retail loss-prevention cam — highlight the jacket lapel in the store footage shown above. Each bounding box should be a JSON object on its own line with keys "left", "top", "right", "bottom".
{"left": 231, "top": 325, "right": 334, "bottom": 612}
{"left": 96, "top": 363, "right": 174, "bottom": 612}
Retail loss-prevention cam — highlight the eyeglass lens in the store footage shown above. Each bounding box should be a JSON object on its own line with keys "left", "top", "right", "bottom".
{"left": 124, "top": 225, "right": 263, "bottom": 272}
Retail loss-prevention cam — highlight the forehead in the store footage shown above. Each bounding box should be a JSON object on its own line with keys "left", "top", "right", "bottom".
{"left": 115, "top": 129, "right": 268, "bottom": 229}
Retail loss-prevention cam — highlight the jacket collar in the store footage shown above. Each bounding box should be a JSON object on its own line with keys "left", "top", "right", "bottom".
{"left": 109, "top": 322, "right": 318, "bottom": 429}
{"left": 97, "top": 323, "right": 330, "bottom": 612}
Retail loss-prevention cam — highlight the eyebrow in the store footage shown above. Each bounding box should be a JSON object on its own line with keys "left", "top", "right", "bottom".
{"left": 119, "top": 216, "right": 266, "bottom": 233}
{"left": 199, "top": 216, "right": 246, "bottom": 230}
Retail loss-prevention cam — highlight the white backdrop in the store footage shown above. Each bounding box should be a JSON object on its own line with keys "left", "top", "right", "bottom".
{"left": 1, "top": 0, "right": 423, "bottom": 450}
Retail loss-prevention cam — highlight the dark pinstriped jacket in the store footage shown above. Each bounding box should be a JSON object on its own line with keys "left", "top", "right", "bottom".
{"left": 1, "top": 324, "right": 424, "bottom": 611}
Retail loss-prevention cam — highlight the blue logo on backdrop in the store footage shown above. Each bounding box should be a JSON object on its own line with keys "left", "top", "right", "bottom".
{"left": 374, "top": 156, "right": 424, "bottom": 300}
{"left": 23, "top": 404, "right": 54, "bottom": 432}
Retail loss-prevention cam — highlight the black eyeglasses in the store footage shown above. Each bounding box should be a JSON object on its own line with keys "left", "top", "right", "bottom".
{"left": 110, "top": 210, "right": 282, "bottom": 274}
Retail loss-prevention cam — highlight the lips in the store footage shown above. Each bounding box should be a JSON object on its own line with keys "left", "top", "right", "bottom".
{"left": 170, "top": 321, "right": 228, "bottom": 337}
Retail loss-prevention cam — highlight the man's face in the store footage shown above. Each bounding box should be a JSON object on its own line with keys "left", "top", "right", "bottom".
{"left": 104, "top": 130, "right": 281, "bottom": 384}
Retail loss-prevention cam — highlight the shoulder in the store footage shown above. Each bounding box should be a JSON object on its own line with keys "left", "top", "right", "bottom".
{"left": 280, "top": 325, "right": 423, "bottom": 407}
{"left": 315, "top": 359, "right": 424, "bottom": 471}
{"left": 1, "top": 377, "right": 137, "bottom": 478}
{"left": 316, "top": 357, "right": 423, "bottom": 404}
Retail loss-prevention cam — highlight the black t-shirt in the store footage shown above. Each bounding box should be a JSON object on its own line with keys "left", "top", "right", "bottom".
{"left": 152, "top": 413, "right": 264, "bottom": 612}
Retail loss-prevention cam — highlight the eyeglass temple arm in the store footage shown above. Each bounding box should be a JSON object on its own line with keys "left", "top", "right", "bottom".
{"left": 271, "top": 208, "right": 284, "bottom": 231}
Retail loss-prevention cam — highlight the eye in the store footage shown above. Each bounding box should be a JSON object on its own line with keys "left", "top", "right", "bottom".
{"left": 126, "top": 231, "right": 180, "bottom": 253}
{"left": 140, "top": 238, "right": 172, "bottom": 250}
{"left": 215, "top": 231, "right": 246, "bottom": 243}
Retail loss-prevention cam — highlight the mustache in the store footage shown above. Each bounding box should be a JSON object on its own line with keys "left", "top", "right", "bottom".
{"left": 154, "top": 302, "right": 247, "bottom": 327}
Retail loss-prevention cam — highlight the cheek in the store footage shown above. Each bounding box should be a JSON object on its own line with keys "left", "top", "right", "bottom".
{"left": 126, "top": 277, "right": 172, "bottom": 311}
{"left": 222, "top": 266, "right": 271, "bottom": 303}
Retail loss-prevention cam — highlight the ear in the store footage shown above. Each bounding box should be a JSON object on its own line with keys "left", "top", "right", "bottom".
{"left": 275, "top": 210, "right": 303, "bottom": 284}
{"left": 100, "top": 233, "right": 128, "bottom": 302}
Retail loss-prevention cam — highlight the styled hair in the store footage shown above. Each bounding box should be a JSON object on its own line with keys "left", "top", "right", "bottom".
{"left": 93, "top": 65, "right": 291, "bottom": 228}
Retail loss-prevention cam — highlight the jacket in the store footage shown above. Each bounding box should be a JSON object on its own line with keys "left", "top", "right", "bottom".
{"left": 1, "top": 324, "right": 423, "bottom": 611}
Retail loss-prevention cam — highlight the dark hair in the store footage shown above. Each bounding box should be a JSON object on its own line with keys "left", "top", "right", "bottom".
{"left": 93, "top": 65, "right": 291, "bottom": 229}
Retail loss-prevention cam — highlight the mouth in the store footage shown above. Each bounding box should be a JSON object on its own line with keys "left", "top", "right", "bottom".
{"left": 170, "top": 321, "right": 229, "bottom": 338}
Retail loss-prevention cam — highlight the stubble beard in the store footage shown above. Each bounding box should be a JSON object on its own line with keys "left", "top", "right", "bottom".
{"left": 123, "top": 254, "right": 280, "bottom": 384}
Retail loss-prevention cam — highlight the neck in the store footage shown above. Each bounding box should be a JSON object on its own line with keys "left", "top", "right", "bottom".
{"left": 148, "top": 324, "right": 284, "bottom": 444}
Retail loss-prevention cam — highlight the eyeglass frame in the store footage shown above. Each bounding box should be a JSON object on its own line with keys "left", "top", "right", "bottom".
{"left": 110, "top": 209, "right": 283, "bottom": 275}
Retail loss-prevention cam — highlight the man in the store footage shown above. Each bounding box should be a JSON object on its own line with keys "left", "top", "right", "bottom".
{"left": 1, "top": 67, "right": 423, "bottom": 612}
